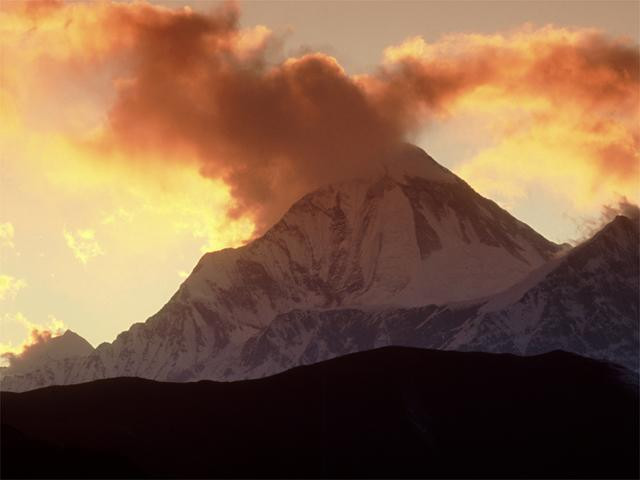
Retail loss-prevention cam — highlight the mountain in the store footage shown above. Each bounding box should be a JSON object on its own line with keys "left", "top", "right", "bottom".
{"left": 237, "top": 214, "right": 639, "bottom": 376}
{"left": 445, "top": 214, "right": 639, "bottom": 364}
{"left": 0, "top": 330, "right": 94, "bottom": 376}
{"left": 2, "top": 347, "right": 637, "bottom": 479}
{"left": 0, "top": 145, "right": 563, "bottom": 391}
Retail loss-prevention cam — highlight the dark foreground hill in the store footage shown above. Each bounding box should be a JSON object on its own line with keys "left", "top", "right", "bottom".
{"left": 2, "top": 347, "right": 638, "bottom": 479}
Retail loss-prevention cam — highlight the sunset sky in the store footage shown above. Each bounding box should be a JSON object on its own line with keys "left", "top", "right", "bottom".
{"left": 1, "top": 0, "right": 638, "bottom": 357}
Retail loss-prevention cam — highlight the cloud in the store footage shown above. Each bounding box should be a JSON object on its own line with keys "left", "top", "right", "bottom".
{"left": 2, "top": 1, "right": 401, "bottom": 232}
{"left": 2, "top": 2, "right": 638, "bottom": 238}
{"left": 96, "top": 6, "right": 403, "bottom": 230}
{"left": 373, "top": 27, "right": 639, "bottom": 210}
{"left": 602, "top": 198, "right": 640, "bottom": 222}
{"left": 0, "top": 275, "right": 27, "bottom": 301}
{"left": 93, "top": 14, "right": 640, "bottom": 228}
{"left": 63, "top": 228, "right": 104, "bottom": 264}
{"left": 0, "top": 312, "right": 66, "bottom": 367}
{"left": 0, "top": 222, "right": 15, "bottom": 249}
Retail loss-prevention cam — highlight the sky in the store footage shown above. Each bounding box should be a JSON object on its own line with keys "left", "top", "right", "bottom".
{"left": 0, "top": 0, "right": 638, "bottom": 358}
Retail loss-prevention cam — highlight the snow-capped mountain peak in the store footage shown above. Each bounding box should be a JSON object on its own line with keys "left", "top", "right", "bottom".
{"left": 2, "top": 145, "right": 590, "bottom": 391}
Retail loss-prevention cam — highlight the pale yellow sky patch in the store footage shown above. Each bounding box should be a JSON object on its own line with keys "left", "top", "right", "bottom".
{"left": 63, "top": 228, "right": 105, "bottom": 265}
{"left": 0, "top": 222, "right": 15, "bottom": 249}
{"left": 0, "top": 275, "right": 26, "bottom": 302}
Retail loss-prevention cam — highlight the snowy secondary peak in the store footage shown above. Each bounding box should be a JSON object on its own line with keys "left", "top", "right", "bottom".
{"left": 55, "top": 330, "right": 94, "bottom": 353}
{"left": 24, "top": 330, "right": 94, "bottom": 360}
{"left": 1, "top": 330, "right": 94, "bottom": 377}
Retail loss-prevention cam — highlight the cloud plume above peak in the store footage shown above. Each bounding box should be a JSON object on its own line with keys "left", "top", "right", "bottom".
{"left": 2, "top": 1, "right": 638, "bottom": 235}
{"left": 95, "top": 2, "right": 404, "bottom": 229}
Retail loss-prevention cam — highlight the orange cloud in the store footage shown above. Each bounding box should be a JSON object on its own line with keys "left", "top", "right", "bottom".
{"left": 0, "top": 1, "right": 258, "bottom": 251}
{"left": 96, "top": 7, "right": 402, "bottom": 230}
{"left": 2, "top": 2, "right": 638, "bottom": 236}
{"left": 372, "top": 26, "right": 639, "bottom": 210}
{"left": 1, "top": 1, "right": 401, "bottom": 233}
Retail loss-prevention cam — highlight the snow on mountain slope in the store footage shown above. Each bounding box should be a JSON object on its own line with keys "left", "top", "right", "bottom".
{"left": 446, "top": 215, "right": 639, "bottom": 368}
{"left": 236, "top": 215, "right": 639, "bottom": 376}
{"left": 191, "top": 144, "right": 557, "bottom": 309}
{"left": 0, "top": 145, "right": 562, "bottom": 391}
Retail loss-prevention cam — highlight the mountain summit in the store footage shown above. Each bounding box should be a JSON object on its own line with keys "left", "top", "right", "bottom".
{"left": 182, "top": 144, "right": 559, "bottom": 320}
